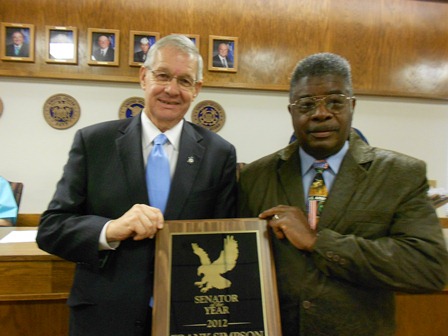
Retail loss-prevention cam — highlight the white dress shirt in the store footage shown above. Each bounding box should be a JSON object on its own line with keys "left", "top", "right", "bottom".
{"left": 99, "top": 112, "right": 184, "bottom": 250}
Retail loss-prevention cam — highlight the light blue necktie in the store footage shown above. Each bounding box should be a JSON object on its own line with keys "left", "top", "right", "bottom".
{"left": 146, "top": 133, "right": 171, "bottom": 214}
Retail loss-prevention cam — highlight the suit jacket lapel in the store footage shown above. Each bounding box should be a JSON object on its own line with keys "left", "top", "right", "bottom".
{"left": 278, "top": 146, "right": 307, "bottom": 212}
{"left": 319, "top": 131, "right": 374, "bottom": 229}
{"left": 165, "top": 122, "right": 205, "bottom": 219}
{"left": 116, "top": 115, "right": 149, "bottom": 205}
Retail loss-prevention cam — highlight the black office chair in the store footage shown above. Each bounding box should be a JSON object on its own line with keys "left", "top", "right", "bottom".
{"left": 8, "top": 181, "right": 24, "bottom": 210}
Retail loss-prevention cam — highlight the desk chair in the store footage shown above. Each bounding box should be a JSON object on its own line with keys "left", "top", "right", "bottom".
{"left": 9, "top": 181, "right": 23, "bottom": 210}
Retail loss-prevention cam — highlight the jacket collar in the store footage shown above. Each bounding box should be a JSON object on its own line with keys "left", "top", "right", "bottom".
{"left": 276, "top": 129, "right": 374, "bottom": 228}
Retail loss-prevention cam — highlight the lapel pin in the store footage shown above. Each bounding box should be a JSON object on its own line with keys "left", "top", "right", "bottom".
{"left": 187, "top": 156, "right": 195, "bottom": 164}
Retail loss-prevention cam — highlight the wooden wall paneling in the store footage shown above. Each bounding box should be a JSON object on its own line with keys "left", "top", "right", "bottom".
{"left": 395, "top": 292, "right": 448, "bottom": 336}
{"left": 0, "top": 300, "right": 70, "bottom": 336}
{"left": 0, "top": 0, "right": 447, "bottom": 99}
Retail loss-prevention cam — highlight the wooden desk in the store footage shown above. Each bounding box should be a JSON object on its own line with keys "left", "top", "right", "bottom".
{"left": 440, "top": 217, "right": 448, "bottom": 229}
{"left": 2, "top": 225, "right": 448, "bottom": 335}
{"left": 0, "top": 227, "right": 74, "bottom": 336}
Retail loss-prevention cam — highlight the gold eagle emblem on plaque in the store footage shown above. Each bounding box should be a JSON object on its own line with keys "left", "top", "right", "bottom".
{"left": 191, "top": 235, "right": 239, "bottom": 293}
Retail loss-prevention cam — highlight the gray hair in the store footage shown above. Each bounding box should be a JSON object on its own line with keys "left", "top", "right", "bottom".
{"left": 143, "top": 34, "right": 203, "bottom": 82}
{"left": 290, "top": 52, "right": 353, "bottom": 100}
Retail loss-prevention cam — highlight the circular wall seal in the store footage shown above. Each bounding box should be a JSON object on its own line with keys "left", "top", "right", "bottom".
{"left": 191, "top": 100, "right": 226, "bottom": 132}
{"left": 43, "top": 94, "right": 80, "bottom": 129}
{"left": 119, "top": 97, "right": 145, "bottom": 119}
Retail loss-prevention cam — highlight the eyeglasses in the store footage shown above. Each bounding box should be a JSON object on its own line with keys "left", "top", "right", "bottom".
{"left": 149, "top": 69, "right": 197, "bottom": 90}
{"left": 289, "top": 94, "right": 354, "bottom": 116}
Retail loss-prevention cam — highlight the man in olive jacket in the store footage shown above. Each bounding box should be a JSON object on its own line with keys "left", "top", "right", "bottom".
{"left": 238, "top": 53, "right": 448, "bottom": 336}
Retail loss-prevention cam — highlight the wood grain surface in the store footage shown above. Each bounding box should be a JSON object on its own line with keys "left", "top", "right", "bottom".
{"left": 0, "top": 0, "right": 447, "bottom": 99}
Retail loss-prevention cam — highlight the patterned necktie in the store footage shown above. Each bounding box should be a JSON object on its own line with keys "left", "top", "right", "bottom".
{"left": 146, "top": 134, "right": 171, "bottom": 214}
{"left": 307, "top": 160, "right": 329, "bottom": 230}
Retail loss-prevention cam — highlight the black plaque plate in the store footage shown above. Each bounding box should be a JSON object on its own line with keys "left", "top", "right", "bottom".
{"left": 152, "top": 218, "right": 282, "bottom": 336}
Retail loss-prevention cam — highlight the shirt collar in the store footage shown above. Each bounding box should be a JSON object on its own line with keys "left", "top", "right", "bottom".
{"left": 300, "top": 141, "right": 349, "bottom": 176}
{"left": 141, "top": 111, "right": 183, "bottom": 150}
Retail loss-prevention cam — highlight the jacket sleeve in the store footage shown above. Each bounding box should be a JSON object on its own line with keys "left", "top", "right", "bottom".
{"left": 36, "top": 129, "right": 109, "bottom": 267}
{"left": 213, "top": 144, "right": 238, "bottom": 219}
{"left": 312, "top": 158, "right": 448, "bottom": 293}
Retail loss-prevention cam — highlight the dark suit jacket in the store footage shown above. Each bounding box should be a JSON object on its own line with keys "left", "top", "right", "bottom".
{"left": 5, "top": 43, "right": 29, "bottom": 57}
{"left": 92, "top": 47, "right": 115, "bottom": 61}
{"left": 36, "top": 115, "right": 237, "bottom": 336}
{"left": 212, "top": 54, "right": 233, "bottom": 68}
{"left": 238, "top": 130, "right": 448, "bottom": 336}
{"left": 133, "top": 50, "right": 148, "bottom": 63}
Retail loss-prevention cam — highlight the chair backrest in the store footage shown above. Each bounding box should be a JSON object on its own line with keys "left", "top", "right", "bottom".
{"left": 8, "top": 181, "right": 23, "bottom": 209}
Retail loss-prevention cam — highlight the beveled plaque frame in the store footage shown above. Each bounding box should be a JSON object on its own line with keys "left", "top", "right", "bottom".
{"left": 0, "top": 22, "right": 35, "bottom": 62}
{"left": 128, "top": 30, "right": 159, "bottom": 67}
{"left": 45, "top": 26, "right": 78, "bottom": 64}
{"left": 208, "top": 35, "right": 238, "bottom": 72}
{"left": 153, "top": 218, "right": 282, "bottom": 335}
{"left": 87, "top": 28, "right": 119, "bottom": 66}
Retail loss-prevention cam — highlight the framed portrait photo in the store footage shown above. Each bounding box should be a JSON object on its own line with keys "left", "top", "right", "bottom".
{"left": 208, "top": 35, "right": 238, "bottom": 72}
{"left": 129, "top": 31, "right": 160, "bottom": 67}
{"left": 0, "top": 22, "right": 35, "bottom": 62}
{"left": 87, "top": 28, "right": 119, "bottom": 66}
{"left": 172, "top": 33, "right": 200, "bottom": 50}
{"left": 45, "top": 26, "right": 78, "bottom": 64}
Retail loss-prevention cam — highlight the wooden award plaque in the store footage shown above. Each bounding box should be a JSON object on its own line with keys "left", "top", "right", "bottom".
{"left": 152, "top": 218, "right": 282, "bottom": 336}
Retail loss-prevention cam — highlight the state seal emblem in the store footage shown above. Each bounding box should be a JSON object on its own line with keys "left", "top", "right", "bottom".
{"left": 119, "top": 97, "right": 145, "bottom": 119}
{"left": 191, "top": 100, "right": 226, "bottom": 132}
{"left": 43, "top": 94, "right": 80, "bottom": 129}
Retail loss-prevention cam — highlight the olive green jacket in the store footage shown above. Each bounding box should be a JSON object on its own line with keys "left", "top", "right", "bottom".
{"left": 238, "top": 131, "right": 448, "bottom": 336}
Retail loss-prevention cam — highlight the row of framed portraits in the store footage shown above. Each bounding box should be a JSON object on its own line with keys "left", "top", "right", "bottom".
{"left": 0, "top": 22, "right": 238, "bottom": 72}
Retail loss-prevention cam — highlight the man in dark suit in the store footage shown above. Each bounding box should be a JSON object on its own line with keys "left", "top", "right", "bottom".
{"left": 5, "top": 30, "right": 29, "bottom": 57}
{"left": 37, "top": 34, "right": 237, "bottom": 336}
{"left": 238, "top": 52, "right": 448, "bottom": 336}
{"left": 212, "top": 42, "right": 233, "bottom": 68}
{"left": 92, "top": 34, "right": 115, "bottom": 61}
{"left": 133, "top": 37, "right": 151, "bottom": 63}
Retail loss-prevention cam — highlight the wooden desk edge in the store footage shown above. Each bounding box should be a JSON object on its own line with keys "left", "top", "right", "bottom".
{"left": 16, "top": 213, "right": 41, "bottom": 227}
{"left": 440, "top": 217, "right": 448, "bottom": 229}
{"left": 0, "top": 292, "right": 70, "bottom": 302}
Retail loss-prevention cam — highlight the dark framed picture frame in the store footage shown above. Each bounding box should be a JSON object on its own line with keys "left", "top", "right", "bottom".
{"left": 208, "top": 35, "right": 238, "bottom": 72}
{"left": 172, "top": 33, "right": 200, "bottom": 49}
{"left": 0, "top": 22, "right": 35, "bottom": 62}
{"left": 152, "top": 218, "right": 282, "bottom": 335}
{"left": 45, "top": 26, "right": 78, "bottom": 64}
{"left": 87, "top": 28, "right": 119, "bottom": 66}
{"left": 129, "top": 30, "right": 159, "bottom": 67}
